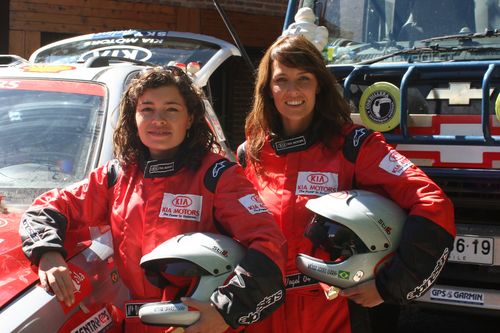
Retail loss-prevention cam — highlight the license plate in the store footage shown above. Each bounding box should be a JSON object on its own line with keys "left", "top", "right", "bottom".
{"left": 448, "top": 235, "right": 494, "bottom": 265}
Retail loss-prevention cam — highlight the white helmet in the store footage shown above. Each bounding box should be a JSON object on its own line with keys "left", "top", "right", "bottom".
{"left": 139, "top": 232, "right": 245, "bottom": 327}
{"left": 296, "top": 190, "right": 406, "bottom": 289}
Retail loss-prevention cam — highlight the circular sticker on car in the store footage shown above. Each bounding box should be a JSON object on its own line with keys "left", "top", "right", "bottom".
{"left": 358, "top": 82, "right": 401, "bottom": 132}
{"left": 495, "top": 93, "right": 500, "bottom": 122}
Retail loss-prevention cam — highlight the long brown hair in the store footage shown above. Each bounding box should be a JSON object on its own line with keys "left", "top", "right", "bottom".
{"left": 113, "top": 66, "right": 220, "bottom": 169}
{"left": 245, "top": 35, "right": 352, "bottom": 166}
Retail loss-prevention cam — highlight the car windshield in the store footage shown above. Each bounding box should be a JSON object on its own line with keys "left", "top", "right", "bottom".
{"left": 31, "top": 31, "right": 220, "bottom": 66}
{"left": 0, "top": 79, "right": 105, "bottom": 206}
{"left": 313, "top": 0, "right": 500, "bottom": 64}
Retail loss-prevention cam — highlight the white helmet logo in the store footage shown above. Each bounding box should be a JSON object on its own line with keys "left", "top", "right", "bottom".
{"left": 353, "top": 270, "right": 364, "bottom": 282}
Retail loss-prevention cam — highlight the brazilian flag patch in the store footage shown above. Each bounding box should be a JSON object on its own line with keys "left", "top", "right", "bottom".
{"left": 338, "top": 270, "right": 350, "bottom": 280}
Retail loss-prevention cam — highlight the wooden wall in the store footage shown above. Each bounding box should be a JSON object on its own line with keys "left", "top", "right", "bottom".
{"left": 8, "top": 0, "right": 285, "bottom": 59}
{"left": 6, "top": 0, "right": 287, "bottom": 147}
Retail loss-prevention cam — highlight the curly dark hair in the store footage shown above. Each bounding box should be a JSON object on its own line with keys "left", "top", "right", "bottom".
{"left": 245, "top": 35, "right": 352, "bottom": 167}
{"left": 113, "top": 66, "right": 220, "bottom": 169}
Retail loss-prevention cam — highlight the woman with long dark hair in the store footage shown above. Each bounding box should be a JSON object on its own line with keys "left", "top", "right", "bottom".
{"left": 239, "top": 35, "right": 455, "bottom": 333}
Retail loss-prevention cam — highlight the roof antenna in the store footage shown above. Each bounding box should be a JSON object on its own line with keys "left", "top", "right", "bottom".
{"left": 213, "top": 0, "right": 255, "bottom": 74}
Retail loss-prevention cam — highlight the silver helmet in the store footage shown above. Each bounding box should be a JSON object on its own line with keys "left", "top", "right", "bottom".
{"left": 296, "top": 190, "right": 406, "bottom": 289}
{"left": 139, "top": 232, "right": 245, "bottom": 326}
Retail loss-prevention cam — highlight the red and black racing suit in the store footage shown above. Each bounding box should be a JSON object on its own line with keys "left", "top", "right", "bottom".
{"left": 238, "top": 124, "right": 455, "bottom": 333}
{"left": 20, "top": 152, "right": 287, "bottom": 333}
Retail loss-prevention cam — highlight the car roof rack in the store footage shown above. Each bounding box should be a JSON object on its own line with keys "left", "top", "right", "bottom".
{"left": 80, "top": 56, "right": 156, "bottom": 68}
{"left": 0, "top": 54, "right": 29, "bottom": 67}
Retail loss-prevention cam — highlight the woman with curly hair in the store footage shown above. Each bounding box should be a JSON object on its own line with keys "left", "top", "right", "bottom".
{"left": 20, "top": 66, "right": 286, "bottom": 333}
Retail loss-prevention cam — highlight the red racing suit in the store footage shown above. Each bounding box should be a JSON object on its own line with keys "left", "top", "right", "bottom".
{"left": 20, "top": 152, "right": 287, "bottom": 333}
{"left": 238, "top": 124, "right": 455, "bottom": 333}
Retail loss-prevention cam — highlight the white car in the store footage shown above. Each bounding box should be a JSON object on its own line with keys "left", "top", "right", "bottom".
{"left": 0, "top": 30, "right": 240, "bottom": 332}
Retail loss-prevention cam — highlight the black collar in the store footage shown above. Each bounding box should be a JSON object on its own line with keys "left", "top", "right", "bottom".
{"left": 143, "top": 159, "right": 184, "bottom": 178}
{"left": 138, "top": 143, "right": 188, "bottom": 178}
{"left": 269, "top": 130, "right": 317, "bottom": 155}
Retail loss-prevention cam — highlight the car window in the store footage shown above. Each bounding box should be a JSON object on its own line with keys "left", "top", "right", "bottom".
{"left": 0, "top": 79, "right": 105, "bottom": 204}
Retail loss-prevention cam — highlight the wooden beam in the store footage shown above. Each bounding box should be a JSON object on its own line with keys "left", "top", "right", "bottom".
{"left": 10, "top": 13, "right": 176, "bottom": 34}
{"left": 0, "top": 0, "right": 9, "bottom": 53}
{"left": 25, "top": 31, "right": 41, "bottom": 57}
{"left": 10, "top": 1, "right": 176, "bottom": 23}
{"left": 176, "top": 7, "right": 200, "bottom": 33}
{"left": 12, "top": 0, "right": 176, "bottom": 13}
{"left": 201, "top": 9, "right": 283, "bottom": 48}
{"left": 9, "top": 30, "right": 25, "bottom": 57}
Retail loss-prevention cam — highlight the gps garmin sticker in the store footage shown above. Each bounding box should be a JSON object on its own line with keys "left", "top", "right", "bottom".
{"left": 359, "top": 82, "right": 401, "bottom": 132}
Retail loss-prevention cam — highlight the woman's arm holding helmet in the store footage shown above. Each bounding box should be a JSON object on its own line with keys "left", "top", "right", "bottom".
{"left": 352, "top": 131, "right": 455, "bottom": 304}
{"left": 208, "top": 164, "right": 287, "bottom": 328}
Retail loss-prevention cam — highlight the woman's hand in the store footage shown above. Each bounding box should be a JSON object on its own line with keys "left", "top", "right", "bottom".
{"left": 340, "top": 279, "right": 383, "bottom": 308}
{"left": 181, "top": 297, "right": 229, "bottom": 333}
{"left": 38, "top": 251, "right": 75, "bottom": 306}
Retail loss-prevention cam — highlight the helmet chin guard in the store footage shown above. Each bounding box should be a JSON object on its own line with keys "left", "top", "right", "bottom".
{"left": 297, "top": 190, "right": 406, "bottom": 289}
{"left": 139, "top": 232, "right": 245, "bottom": 327}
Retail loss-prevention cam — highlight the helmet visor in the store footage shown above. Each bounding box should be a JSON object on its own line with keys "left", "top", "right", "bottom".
{"left": 305, "top": 214, "right": 369, "bottom": 261}
{"left": 144, "top": 259, "right": 210, "bottom": 288}
{"left": 159, "top": 259, "right": 210, "bottom": 277}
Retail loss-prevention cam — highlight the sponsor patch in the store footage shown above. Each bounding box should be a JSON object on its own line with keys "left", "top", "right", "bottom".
{"left": 285, "top": 272, "right": 318, "bottom": 289}
{"left": 144, "top": 161, "right": 175, "bottom": 177}
{"left": 160, "top": 193, "right": 202, "bottom": 222}
{"left": 79, "top": 45, "right": 152, "bottom": 62}
{"left": 70, "top": 307, "right": 112, "bottom": 333}
{"left": 296, "top": 172, "right": 338, "bottom": 196}
{"left": 238, "top": 194, "right": 269, "bottom": 215}
{"left": 21, "top": 218, "right": 41, "bottom": 242}
{"left": 212, "top": 160, "right": 229, "bottom": 178}
{"left": 238, "top": 290, "right": 283, "bottom": 325}
{"left": 429, "top": 287, "right": 485, "bottom": 305}
{"left": 407, "top": 247, "right": 449, "bottom": 300}
{"left": 273, "top": 136, "right": 306, "bottom": 152}
{"left": 379, "top": 150, "right": 413, "bottom": 176}
{"left": 377, "top": 218, "right": 392, "bottom": 235}
{"left": 125, "top": 302, "right": 145, "bottom": 318}
{"left": 352, "top": 128, "right": 368, "bottom": 147}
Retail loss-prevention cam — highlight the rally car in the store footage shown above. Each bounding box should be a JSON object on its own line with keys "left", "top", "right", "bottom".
{"left": 0, "top": 30, "right": 240, "bottom": 332}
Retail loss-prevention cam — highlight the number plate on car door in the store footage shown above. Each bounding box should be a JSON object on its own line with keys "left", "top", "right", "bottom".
{"left": 448, "top": 235, "right": 494, "bottom": 265}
